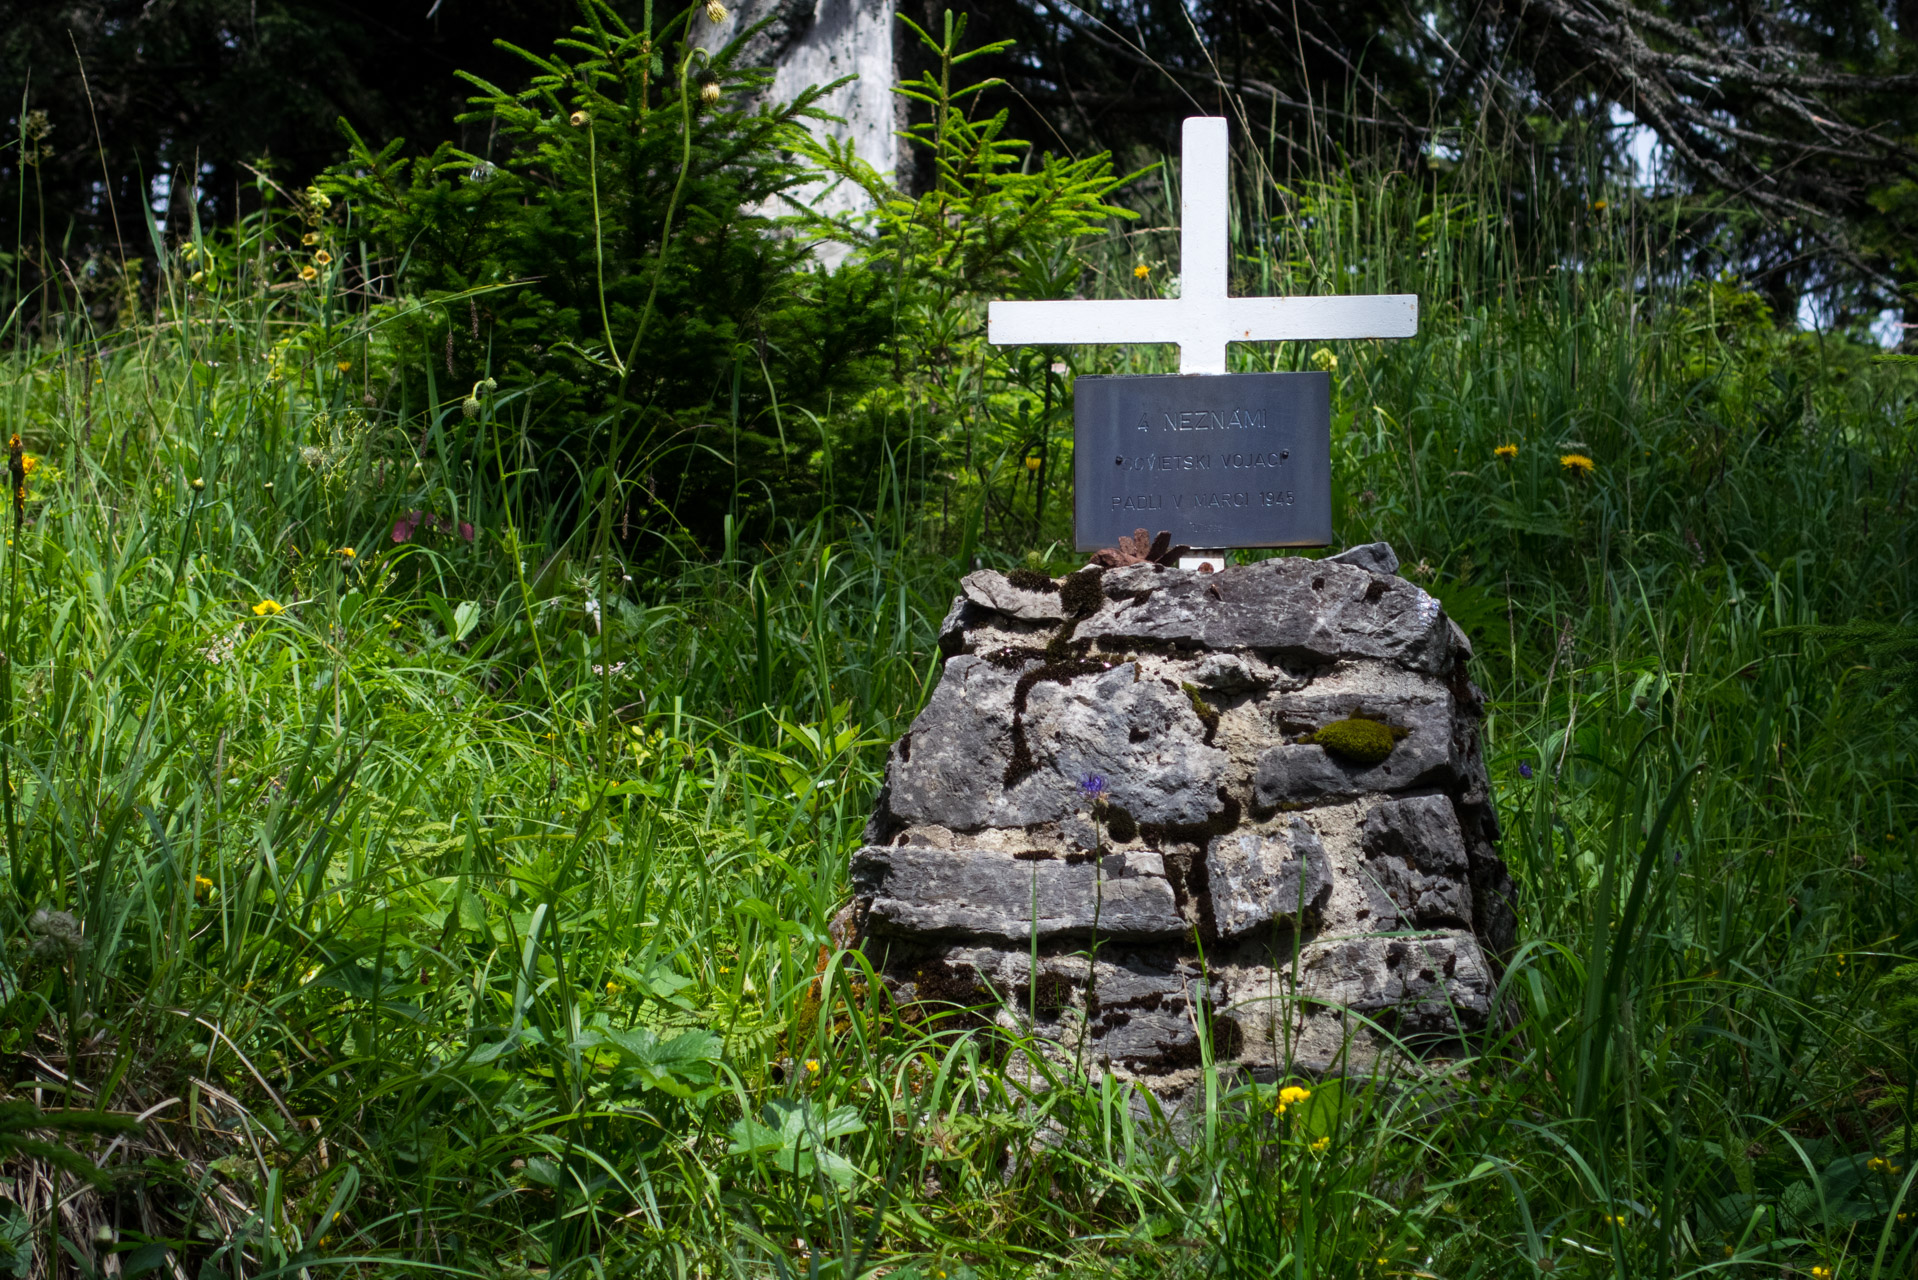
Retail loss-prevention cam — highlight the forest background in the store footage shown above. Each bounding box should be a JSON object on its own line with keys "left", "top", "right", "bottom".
{"left": 0, "top": 0, "right": 1915, "bottom": 1277}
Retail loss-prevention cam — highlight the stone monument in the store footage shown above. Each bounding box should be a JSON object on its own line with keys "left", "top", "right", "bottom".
{"left": 843, "top": 544, "right": 1514, "bottom": 1090}
{"left": 837, "top": 119, "right": 1512, "bottom": 1090}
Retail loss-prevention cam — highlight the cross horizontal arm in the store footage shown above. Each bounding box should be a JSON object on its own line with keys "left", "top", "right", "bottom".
{"left": 989, "top": 293, "right": 1419, "bottom": 373}
{"left": 988, "top": 298, "right": 1197, "bottom": 348}
{"left": 1217, "top": 294, "right": 1419, "bottom": 341}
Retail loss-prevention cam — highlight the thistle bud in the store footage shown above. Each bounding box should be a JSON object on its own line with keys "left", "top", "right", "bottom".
{"left": 569, "top": 111, "right": 589, "bottom": 127}
{"left": 700, "top": 81, "right": 722, "bottom": 105}
{"left": 462, "top": 396, "right": 481, "bottom": 420}
{"left": 706, "top": 0, "right": 728, "bottom": 20}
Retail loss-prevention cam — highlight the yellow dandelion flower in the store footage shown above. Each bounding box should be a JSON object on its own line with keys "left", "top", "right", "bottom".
{"left": 299, "top": 265, "right": 318, "bottom": 282}
{"left": 253, "top": 599, "right": 284, "bottom": 616}
{"left": 1494, "top": 443, "right": 1518, "bottom": 460}
{"left": 313, "top": 249, "right": 333, "bottom": 266}
{"left": 337, "top": 360, "right": 352, "bottom": 373}
{"left": 1559, "top": 453, "right": 1595, "bottom": 476}
{"left": 1590, "top": 199, "right": 1607, "bottom": 211}
{"left": 1024, "top": 454, "right": 1042, "bottom": 472}
{"left": 337, "top": 547, "right": 355, "bottom": 560}
{"left": 1276, "top": 1084, "right": 1311, "bottom": 1114}
{"left": 805, "top": 1059, "right": 820, "bottom": 1074}
{"left": 1134, "top": 263, "right": 1150, "bottom": 279}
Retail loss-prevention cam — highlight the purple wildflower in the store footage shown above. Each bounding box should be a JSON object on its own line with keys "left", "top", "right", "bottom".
{"left": 1079, "top": 773, "right": 1107, "bottom": 800}
{"left": 1518, "top": 761, "right": 1534, "bottom": 780}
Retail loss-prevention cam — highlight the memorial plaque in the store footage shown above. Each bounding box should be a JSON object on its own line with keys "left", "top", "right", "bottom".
{"left": 1073, "top": 371, "right": 1331, "bottom": 552}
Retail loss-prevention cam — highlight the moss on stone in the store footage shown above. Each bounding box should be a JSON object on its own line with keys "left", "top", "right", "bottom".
{"left": 1307, "top": 716, "right": 1402, "bottom": 764}
{"left": 1180, "top": 682, "right": 1221, "bottom": 744}
{"left": 1059, "top": 567, "right": 1105, "bottom": 618}
{"left": 1005, "top": 568, "right": 1058, "bottom": 593}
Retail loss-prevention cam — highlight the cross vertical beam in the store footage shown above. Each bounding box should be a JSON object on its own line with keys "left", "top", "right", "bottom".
{"left": 1180, "top": 117, "right": 1230, "bottom": 305}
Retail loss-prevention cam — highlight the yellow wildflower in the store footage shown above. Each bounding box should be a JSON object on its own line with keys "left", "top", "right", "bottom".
{"left": 1311, "top": 348, "right": 1338, "bottom": 373}
{"left": 190, "top": 271, "right": 205, "bottom": 284}
{"left": 194, "top": 875, "right": 214, "bottom": 899}
{"left": 337, "top": 360, "right": 352, "bottom": 373}
{"left": 313, "top": 249, "right": 332, "bottom": 266}
{"left": 302, "top": 231, "right": 320, "bottom": 247}
{"left": 299, "top": 265, "right": 318, "bottom": 282}
{"left": 1495, "top": 443, "right": 1518, "bottom": 460}
{"left": 570, "top": 111, "right": 589, "bottom": 127}
{"left": 1276, "top": 1084, "right": 1311, "bottom": 1114}
{"left": 1310, "top": 1136, "right": 1329, "bottom": 1153}
{"left": 252, "top": 599, "right": 284, "bottom": 616}
{"left": 1811, "top": 1267, "right": 1833, "bottom": 1279}
{"left": 1869, "top": 1156, "right": 1899, "bottom": 1173}
{"left": 1607, "top": 1213, "right": 1627, "bottom": 1227}
{"left": 1559, "top": 453, "right": 1595, "bottom": 476}
{"left": 337, "top": 547, "right": 355, "bottom": 560}
{"left": 1024, "top": 454, "right": 1042, "bottom": 472}
{"left": 705, "top": 0, "right": 727, "bottom": 20}
{"left": 1590, "top": 199, "right": 1608, "bottom": 211}
{"left": 604, "top": 980, "right": 623, "bottom": 995}
{"left": 1133, "top": 263, "right": 1150, "bottom": 279}
{"left": 805, "top": 1059, "right": 820, "bottom": 1074}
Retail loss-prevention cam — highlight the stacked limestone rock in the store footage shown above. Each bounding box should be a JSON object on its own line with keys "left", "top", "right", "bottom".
{"left": 845, "top": 543, "right": 1515, "bottom": 1092}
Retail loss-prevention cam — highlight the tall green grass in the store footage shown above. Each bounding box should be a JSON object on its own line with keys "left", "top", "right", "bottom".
{"left": 0, "top": 103, "right": 1913, "bottom": 1280}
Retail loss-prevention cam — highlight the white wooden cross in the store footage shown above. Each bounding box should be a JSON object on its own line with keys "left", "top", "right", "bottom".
{"left": 988, "top": 117, "right": 1418, "bottom": 375}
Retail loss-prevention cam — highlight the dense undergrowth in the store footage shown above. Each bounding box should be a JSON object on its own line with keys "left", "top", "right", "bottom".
{"left": 1, "top": 6, "right": 1917, "bottom": 1278}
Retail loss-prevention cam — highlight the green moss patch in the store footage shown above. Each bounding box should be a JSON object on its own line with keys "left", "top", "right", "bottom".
{"left": 1306, "top": 716, "right": 1406, "bottom": 764}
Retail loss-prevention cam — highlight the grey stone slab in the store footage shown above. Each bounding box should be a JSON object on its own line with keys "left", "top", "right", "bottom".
{"left": 1206, "top": 816, "right": 1333, "bottom": 937}
{"left": 1262, "top": 689, "right": 1458, "bottom": 794}
{"left": 1360, "top": 795, "right": 1473, "bottom": 932}
{"left": 1323, "top": 542, "right": 1399, "bottom": 575}
{"left": 1188, "top": 652, "right": 1265, "bottom": 693}
{"left": 882, "top": 656, "right": 1024, "bottom": 830}
{"left": 885, "top": 658, "right": 1229, "bottom": 831}
{"left": 1078, "top": 557, "right": 1452, "bottom": 673}
{"left": 961, "top": 570, "right": 1066, "bottom": 622}
{"left": 852, "top": 845, "right": 1186, "bottom": 942}
{"left": 1299, "top": 933, "right": 1495, "bottom": 1034}
{"left": 1020, "top": 665, "right": 1232, "bottom": 828}
{"left": 1253, "top": 743, "right": 1364, "bottom": 807}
